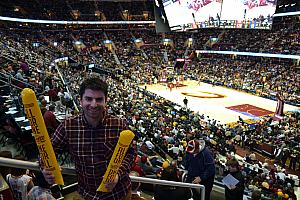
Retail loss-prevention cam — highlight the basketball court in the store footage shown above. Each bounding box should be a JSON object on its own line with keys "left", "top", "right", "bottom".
{"left": 143, "top": 80, "right": 300, "bottom": 124}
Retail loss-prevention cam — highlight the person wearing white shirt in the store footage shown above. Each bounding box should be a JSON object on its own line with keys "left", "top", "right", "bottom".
{"left": 277, "top": 169, "right": 286, "bottom": 181}
{"left": 63, "top": 91, "right": 71, "bottom": 100}
{"left": 168, "top": 144, "right": 180, "bottom": 158}
{"left": 145, "top": 140, "right": 155, "bottom": 150}
{"left": 57, "top": 89, "right": 64, "bottom": 100}
{"left": 171, "top": 127, "right": 178, "bottom": 135}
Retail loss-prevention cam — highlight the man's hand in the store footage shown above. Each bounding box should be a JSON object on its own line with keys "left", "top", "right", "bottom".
{"left": 42, "top": 169, "right": 56, "bottom": 185}
{"left": 229, "top": 185, "right": 236, "bottom": 190}
{"left": 105, "top": 173, "right": 119, "bottom": 192}
{"left": 192, "top": 176, "right": 201, "bottom": 184}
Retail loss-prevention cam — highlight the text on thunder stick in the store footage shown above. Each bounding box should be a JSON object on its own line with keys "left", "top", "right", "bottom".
{"left": 113, "top": 147, "right": 126, "bottom": 164}
{"left": 36, "top": 136, "right": 46, "bottom": 144}
{"left": 105, "top": 169, "right": 118, "bottom": 183}
{"left": 24, "top": 103, "right": 34, "bottom": 108}
{"left": 26, "top": 108, "right": 41, "bottom": 135}
{"left": 38, "top": 144, "right": 53, "bottom": 169}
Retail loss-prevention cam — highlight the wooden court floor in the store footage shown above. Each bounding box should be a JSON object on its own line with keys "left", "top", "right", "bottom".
{"left": 143, "top": 80, "right": 300, "bottom": 124}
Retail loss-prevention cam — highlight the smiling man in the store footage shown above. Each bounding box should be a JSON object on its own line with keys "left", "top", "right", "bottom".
{"left": 42, "top": 76, "right": 134, "bottom": 200}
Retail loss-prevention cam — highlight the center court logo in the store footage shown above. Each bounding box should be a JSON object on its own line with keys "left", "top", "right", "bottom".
{"left": 181, "top": 91, "right": 226, "bottom": 98}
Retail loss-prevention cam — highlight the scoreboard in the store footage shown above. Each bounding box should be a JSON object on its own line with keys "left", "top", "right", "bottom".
{"left": 161, "top": 0, "right": 277, "bottom": 31}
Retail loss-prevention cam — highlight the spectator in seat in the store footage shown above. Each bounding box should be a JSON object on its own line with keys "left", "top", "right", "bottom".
{"left": 43, "top": 104, "right": 59, "bottom": 135}
{"left": 47, "top": 86, "right": 58, "bottom": 102}
{"left": 27, "top": 171, "right": 55, "bottom": 200}
{"left": 129, "top": 171, "right": 146, "bottom": 200}
{"left": 183, "top": 139, "right": 215, "bottom": 200}
{"left": 6, "top": 155, "right": 34, "bottom": 200}
{"left": 154, "top": 166, "right": 192, "bottom": 200}
{"left": 139, "top": 156, "right": 158, "bottom": 175}
{"left": 251, "top": 189, "right": 261, "bottom": 200}
{"left": 224, "top": 158, "right": 245, "bottom": 200}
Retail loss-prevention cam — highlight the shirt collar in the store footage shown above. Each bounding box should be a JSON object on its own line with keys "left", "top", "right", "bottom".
{"left": 81, "top": 111, "right": 107, "bottom": 128}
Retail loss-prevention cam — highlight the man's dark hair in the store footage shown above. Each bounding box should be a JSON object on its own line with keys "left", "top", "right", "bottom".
{"left": 79, "top": 77, "right": 108, "bottom": 100}
{"left": 226, "top": 158, "right": 239, "bottom": 168}
{"left": 251, "top": 189, "right": 261, "bottom": 200}
{"left": 35, "top": 171, "right": 51, "bottom": 189}
{"left": 161, "top": 166, "right": 179, "bottom": 182}
{"left": 49, "top": 104, "right": 55, "bottom": 112}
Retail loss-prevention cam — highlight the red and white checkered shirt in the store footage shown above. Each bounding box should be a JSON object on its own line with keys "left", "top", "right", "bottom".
{"left": 52, "top": 113, "right": 134, "bottom": 200}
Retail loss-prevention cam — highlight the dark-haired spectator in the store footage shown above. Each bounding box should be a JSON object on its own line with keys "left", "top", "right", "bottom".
{"left": 251, "top": 189, "right": 261, "bottom": 200}
{"left": 6, "top": 155, "right": 34, "bottom": 200}
{"left": 6, "top": 65, "right": 15, "bottom": 76}
{"left": 47, "top": 87, "right": 58, "bottom": 102}
{"left": 42, "top": 77, "right": 134, "bottom": 200}
{"left": 288, "top": 150, "right": 297, "bottom": 171}
{"left": 19, "top": 60, "right": 30, "bottom": 76}
{"left": 0, "top": 111, "right": 22, "bottom": 140}
{"left": 139, "top": 156, "right": 158, "bottom": 175}
{"left": 38, "top": 95, "right": 45, "bottom": 108}
{"left": 224, "top": 159, "right": 245, "bottom": 200}
{"left": 285, "top": 183, "right": 297, "bottom": 200}
{"left": 43, "top": 104, "right": 59, "bottom": 135}
{"left": 154, "top": 166, "right": 192, "bottom": 200}
{"left": 129, "top": 171, "right": 146, "bottom": 200}
{"left": 27, "top": 172, "right": 55, "bottom": 200}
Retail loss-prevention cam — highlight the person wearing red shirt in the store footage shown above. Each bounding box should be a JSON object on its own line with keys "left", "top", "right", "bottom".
{"left": 43, "top": 105, "right": 59, "bottom": 133}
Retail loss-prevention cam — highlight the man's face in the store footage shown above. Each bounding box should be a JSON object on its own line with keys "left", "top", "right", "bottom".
{"left": 228, "top": 165, "right": 238, "bottom": 172}
{"left": 80, "top": 89, "right": 106, "bottom": 122}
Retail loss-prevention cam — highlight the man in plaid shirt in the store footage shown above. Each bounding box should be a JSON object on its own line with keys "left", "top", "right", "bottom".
{"left": 42, "top": 77, "right": 135, "bottom": 200}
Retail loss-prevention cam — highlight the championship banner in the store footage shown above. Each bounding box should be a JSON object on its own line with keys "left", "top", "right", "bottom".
{"left": 21, "top": 88, "right": 64, "bottom": 185}
{"left": 97, "top": 130, "right": 135, "bottom": 192}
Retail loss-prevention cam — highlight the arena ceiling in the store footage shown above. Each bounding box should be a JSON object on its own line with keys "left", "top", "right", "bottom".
{"left": 0, "top": 0, "right": 154, "bottom": 21}
{"left": 0, "top": 0, "right": 298, "bottom": 21}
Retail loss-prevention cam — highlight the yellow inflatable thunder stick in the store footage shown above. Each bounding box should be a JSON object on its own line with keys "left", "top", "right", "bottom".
{"left": 97, "top": 130, "right": 135, "bottom": 192}
{"left": 21, "top": 88, "right": 64, "bottom": 185}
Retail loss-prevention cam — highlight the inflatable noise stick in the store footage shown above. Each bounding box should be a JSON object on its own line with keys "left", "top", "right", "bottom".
{"left": 21, "top": 88, "right": 64, "bottom": 185}
{"left": 97, "top": 130, "right": 135, "bottom": 192}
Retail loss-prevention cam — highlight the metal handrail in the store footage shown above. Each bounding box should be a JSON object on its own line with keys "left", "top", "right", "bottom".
{"left": 0, "top": 157, "right": 205, "bottom": 200}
